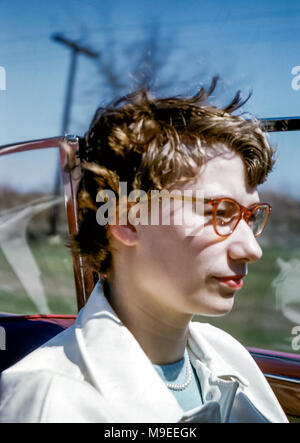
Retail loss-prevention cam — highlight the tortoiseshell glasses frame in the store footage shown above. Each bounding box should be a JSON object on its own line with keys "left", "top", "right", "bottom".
{"left": 203, "top": 197, "right": 272, "bottom": 238}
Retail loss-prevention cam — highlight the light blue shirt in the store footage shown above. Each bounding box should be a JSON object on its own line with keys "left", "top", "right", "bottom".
{"left": 153, "top": 348, "right": 203, "bottom": 412}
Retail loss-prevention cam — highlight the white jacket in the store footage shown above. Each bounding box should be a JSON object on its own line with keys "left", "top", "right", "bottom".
{"left": 0, "top": 282, "right": 288, "bottom": 423}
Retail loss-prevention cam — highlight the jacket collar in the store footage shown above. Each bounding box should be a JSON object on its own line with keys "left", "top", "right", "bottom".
{"left": 74, "top": 281, "right": 247, "bottom": 422}
{"left": 187, "top": 323, "right": 249, "bottom": 388}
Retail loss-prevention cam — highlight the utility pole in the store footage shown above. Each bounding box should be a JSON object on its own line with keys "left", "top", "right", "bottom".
{"left": 49, "top": 34, "right": 99, "bottom": 236}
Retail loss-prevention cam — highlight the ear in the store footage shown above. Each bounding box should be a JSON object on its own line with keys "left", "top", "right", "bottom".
{"left": 109, "top": 223, "right": 138, "bottom": 246}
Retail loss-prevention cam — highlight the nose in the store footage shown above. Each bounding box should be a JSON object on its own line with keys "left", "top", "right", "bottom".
{"left": 227, "top": 219, "right": 263, "bottom": 263}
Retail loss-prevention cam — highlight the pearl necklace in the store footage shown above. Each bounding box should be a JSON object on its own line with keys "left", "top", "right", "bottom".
{"left": 165, "top": 352, "right": 192, "bottom": 391}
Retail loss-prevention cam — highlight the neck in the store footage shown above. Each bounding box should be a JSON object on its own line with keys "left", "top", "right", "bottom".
{"left": 107, "top": 271, "right": 192, "bottom": 365}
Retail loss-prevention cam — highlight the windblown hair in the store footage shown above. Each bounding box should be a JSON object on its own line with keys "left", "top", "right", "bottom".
{"left": 69, "top": 77, "right": 276, "bottom": 277}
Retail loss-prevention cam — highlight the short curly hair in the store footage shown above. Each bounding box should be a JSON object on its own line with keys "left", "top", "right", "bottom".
{"left": 68, "top": 77, "right": 276, "bottom": 277}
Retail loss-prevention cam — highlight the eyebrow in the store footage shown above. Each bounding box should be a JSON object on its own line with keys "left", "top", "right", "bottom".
{"left": 204, "top": 194, "right": 228, "bottom": 200}
{"left": 204, "top": 195, "right": 261, "bottom": 205}
{"left": 165, "top": 193, "right": 261, "bottom": 206}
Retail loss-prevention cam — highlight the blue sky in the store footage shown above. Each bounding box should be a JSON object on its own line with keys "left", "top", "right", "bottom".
{"left": 0, "top": 0, "right": 300, "bottom": 197}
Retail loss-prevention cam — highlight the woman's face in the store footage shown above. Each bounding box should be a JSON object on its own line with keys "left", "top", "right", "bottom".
{"left": 133, "top": 146, "right": 263, "bottom": 317}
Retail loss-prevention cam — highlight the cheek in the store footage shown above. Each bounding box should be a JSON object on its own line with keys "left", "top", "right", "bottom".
{"left": 136, "top": 226, "right": 184, "bottom": 270}
{"left": 135, "top": 225, "right": 214, "bottom": 287}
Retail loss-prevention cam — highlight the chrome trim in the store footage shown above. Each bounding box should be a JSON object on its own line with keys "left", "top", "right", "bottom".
{"left": 0, "top": 116, "right": 299, "bottom": 156}
{"left": 259, "top": 117, "right": 300, "bottom": 132}
{"left": 0, "top": 136, "right": 64, "bottom": 156}
{"left": 264, "top": 373, "right": 300, "bottom": 384}
{"left": 65, "top": 134, "right": 79, "bottom": 144}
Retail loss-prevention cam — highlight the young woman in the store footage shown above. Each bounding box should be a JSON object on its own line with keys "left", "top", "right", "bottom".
{"left": 0, "top": 79, "right": 288, "bottom": 423}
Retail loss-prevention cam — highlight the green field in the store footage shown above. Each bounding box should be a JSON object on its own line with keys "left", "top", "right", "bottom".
{"left": 0, "top": 234, "right": 77, "bottom": 315}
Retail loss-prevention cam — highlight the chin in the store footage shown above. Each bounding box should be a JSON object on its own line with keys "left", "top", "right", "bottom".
{"left": 197, "top": 308, "right": 233, "bottom": 318}
{"left": 209, "top": 307, "right": 233, "bottom": 317}
{"left": 191, "top": 293, "right": 235, "bottom": 317}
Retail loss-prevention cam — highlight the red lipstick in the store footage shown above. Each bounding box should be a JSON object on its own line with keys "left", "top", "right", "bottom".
{"left": 214, "top": 275, "right": 244, "bottom": 289}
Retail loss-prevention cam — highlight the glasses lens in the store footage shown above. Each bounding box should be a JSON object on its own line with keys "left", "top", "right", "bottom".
{"left": 248, "top": 205, "right": 270, "bottom": 236}
{"left": 215, "top": 200, "right": 240, "bottom": 236}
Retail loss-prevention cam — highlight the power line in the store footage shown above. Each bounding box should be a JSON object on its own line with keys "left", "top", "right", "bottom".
{"left": 48, "top": 34, "right": 100, "bottom": 236}
{"left": 2, "top": 5, "right": 300, "bottom": 46}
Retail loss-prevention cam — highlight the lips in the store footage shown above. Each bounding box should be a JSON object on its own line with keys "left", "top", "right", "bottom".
{"left": 214, "top": 275, "right": 245, "bottom": 289}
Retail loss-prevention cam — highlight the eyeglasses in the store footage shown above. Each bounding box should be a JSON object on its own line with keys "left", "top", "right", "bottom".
{"left": 204, "top": 197, "right": 271, "bottom": 238}
{"left": 156, "top": 193, "right": 271, "bottom": 237}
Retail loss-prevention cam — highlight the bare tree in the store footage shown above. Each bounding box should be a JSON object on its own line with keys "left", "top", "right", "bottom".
{"left": 50, "top": 8, "right": 247, "bottom": 232}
